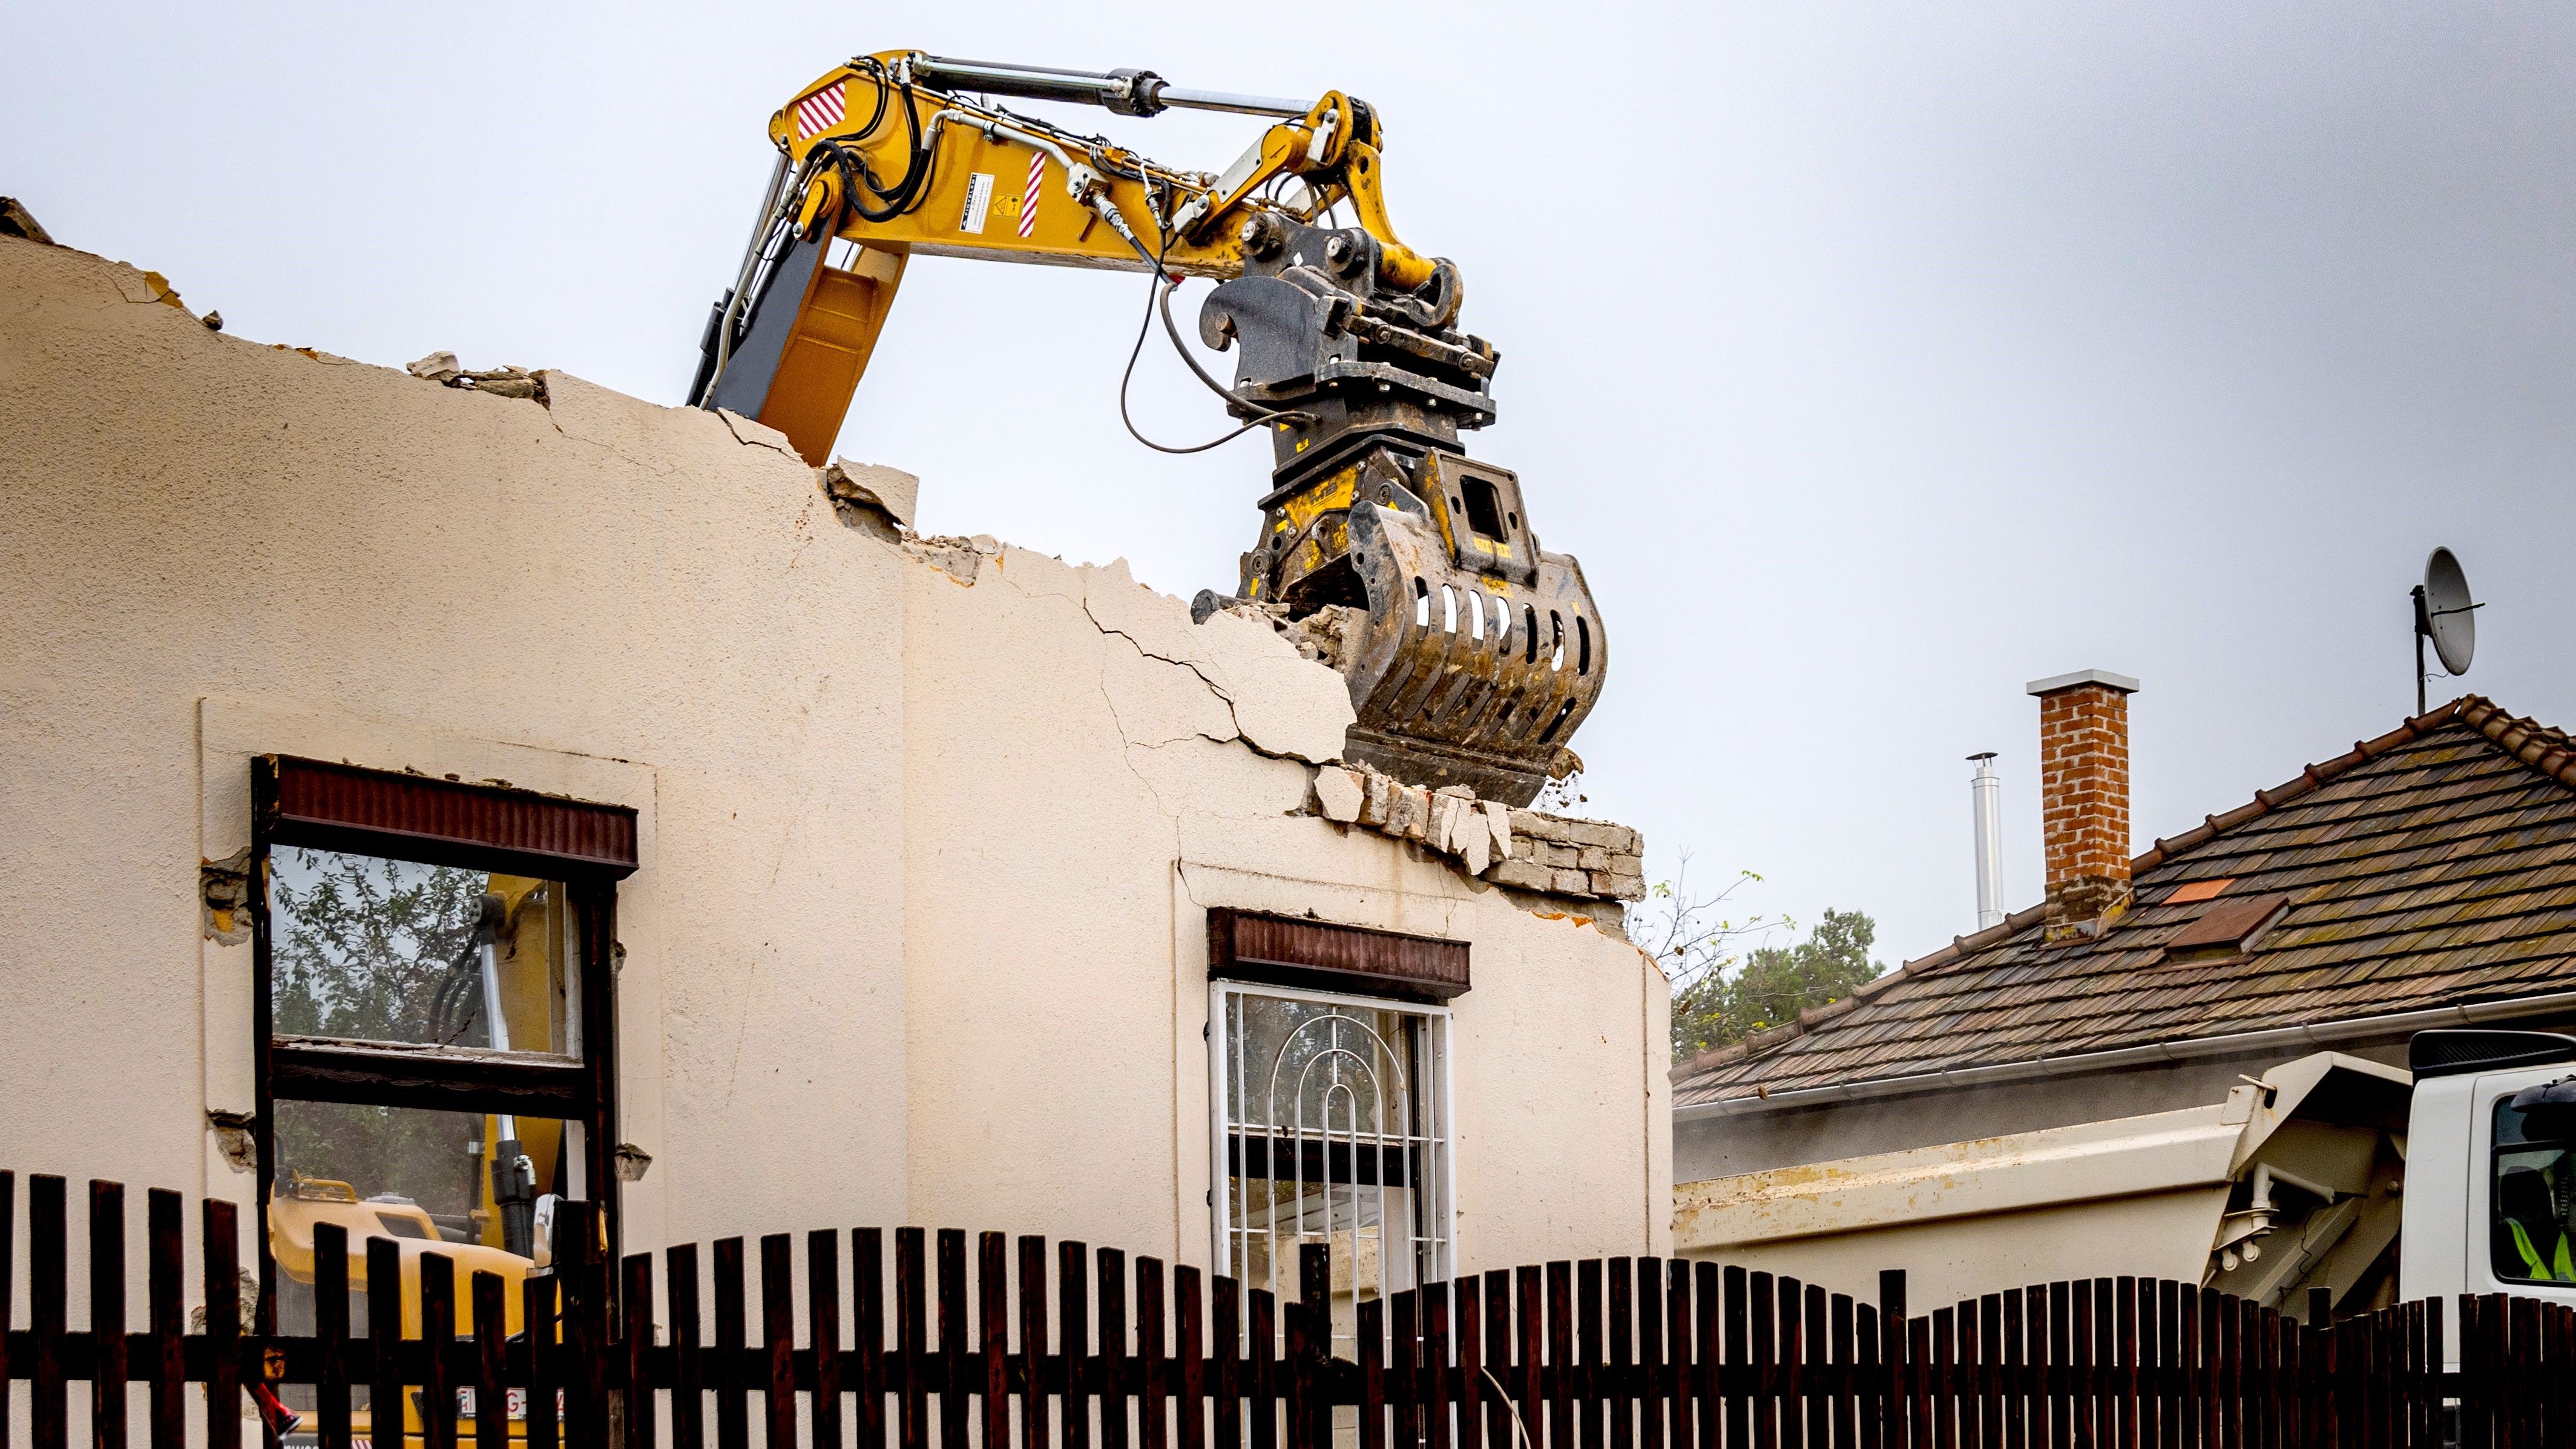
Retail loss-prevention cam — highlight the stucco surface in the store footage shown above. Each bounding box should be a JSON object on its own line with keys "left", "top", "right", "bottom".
{"left": 0, "top": 235, "right": 1666, "bottom": 1318}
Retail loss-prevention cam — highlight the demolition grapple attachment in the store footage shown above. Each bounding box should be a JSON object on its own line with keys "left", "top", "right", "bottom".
{"left": 1201, "top": 217, "right": 1605, "bottom": 806}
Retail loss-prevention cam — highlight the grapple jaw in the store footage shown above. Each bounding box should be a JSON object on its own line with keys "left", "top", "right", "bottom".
{"left": 1331, "top": 456, "right": 1603, "bottom": 804}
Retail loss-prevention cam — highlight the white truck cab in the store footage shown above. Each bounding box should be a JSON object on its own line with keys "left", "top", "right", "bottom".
{"left": 2398, "top": 1029, "right": 2576, "bottom": 1347}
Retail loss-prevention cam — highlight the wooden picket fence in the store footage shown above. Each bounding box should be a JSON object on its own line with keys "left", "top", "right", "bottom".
{"left": 7, "top": 1170, "right": 2576, "bottom": 1447}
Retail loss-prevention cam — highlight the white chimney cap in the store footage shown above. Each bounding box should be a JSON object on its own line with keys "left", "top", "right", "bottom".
{"left": 2026, "top": 668, "right": 2141, "bottom": 697}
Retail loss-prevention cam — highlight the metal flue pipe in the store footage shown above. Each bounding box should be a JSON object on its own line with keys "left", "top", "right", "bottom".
{"left": 1969, "top": 752, "right": 2005, "bottom": 930}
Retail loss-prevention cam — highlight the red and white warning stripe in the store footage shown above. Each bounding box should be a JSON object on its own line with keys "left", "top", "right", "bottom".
{"left": 794, "top": 84, "right": 847, "bottom": 139}
{"left": 1018, "top": 151, "right": 1045, "bottom": 239}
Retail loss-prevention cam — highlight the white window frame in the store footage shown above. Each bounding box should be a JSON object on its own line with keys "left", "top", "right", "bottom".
{"left": 1208, "top": 978, "right": 1456, "bottom": 1315}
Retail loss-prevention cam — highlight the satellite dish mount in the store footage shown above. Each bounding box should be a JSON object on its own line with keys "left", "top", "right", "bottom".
{"left": 2412, "top": 546, "right": 2479, "bottom": 717}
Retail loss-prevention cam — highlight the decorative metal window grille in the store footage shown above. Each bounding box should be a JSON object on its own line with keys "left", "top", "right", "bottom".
{"left": 1210, "top": 981, "right": 1454, "bottom": 1331}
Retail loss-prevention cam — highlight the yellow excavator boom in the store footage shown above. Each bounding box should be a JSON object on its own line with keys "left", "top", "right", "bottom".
{"left": 690, "top": 50, "right": 1606, "bottom": 806}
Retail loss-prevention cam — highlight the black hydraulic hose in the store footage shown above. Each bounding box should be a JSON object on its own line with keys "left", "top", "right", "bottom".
{"left": 1115, "top": 216, "right": 1312, "bottom": 455}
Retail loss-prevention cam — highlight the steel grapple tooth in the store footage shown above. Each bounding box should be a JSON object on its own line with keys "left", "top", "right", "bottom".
{"left": 1336, "top": 501, "right": 1605, "bottom": 806}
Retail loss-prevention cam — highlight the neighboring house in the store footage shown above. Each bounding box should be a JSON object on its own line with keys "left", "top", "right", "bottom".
{"left": 1670, "top": 670, "right": 2576, "bottom": 1313}
{"left": 0, "top": 234, "right": 1670, "bottom": 1342}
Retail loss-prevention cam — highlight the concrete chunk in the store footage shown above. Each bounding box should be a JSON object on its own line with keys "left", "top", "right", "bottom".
{"left": 1315, "top": 766, "right": 1365, "bottom": 823}
{"left": 1487, "top": 859, "right": 1554, "bottom": 892}
{"left": 823, "top": 458, "right": 920, "bottom": 530}
{"left": 1485, "top": 801, "right": 1513, "bottom": 859}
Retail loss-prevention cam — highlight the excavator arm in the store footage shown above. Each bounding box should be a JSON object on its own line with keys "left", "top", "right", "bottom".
{"left": 691, "top": 51, "right": 1603, "bottom": 806}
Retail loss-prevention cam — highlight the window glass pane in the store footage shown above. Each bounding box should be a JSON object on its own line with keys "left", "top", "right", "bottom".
{"left": 268, "top": 846, "right": 578, "bottom": 1056}
{"left": 1217, "top": 987, "right": 1449, "bottom": 1323}
{"left": 2494, "top": 1096, "right": 2576, "bottom": 1283}
{"left": 271, "top": 1104, "right": 572, "bottom": 1430}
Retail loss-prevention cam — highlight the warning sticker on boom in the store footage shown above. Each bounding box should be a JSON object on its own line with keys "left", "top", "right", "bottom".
{"left": 959, "top": 173, "right": 995, "bottom": 235}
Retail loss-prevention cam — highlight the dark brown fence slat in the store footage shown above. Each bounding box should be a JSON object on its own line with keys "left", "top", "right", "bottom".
{"left": 1782, "top": 1278, "right": 1809, "bottom": 1449}
{"left": 715, "top": 1236, "right": 751, "bottom": 1449}
{"left": 1856, "top": 1303, "right": 1882, "bottom": 1449}
{"left": 146, "top": 1189, "right": 185, "bottom": 1449}
{"left": 1977, "top": 1293, "right": 2003, "bottom": 1449}
{"left": 1392, "top": 1290, "right": 1419, "bottom": 1449}
{"left": 1021, "top": 1238, "right": 1053, "bottom": 1449}
{"left": 1359, "top": 1295, "right": 1388, "bottom": 1449}
{"left": 30, "top": 1175, "right": 65, "bottom": 1449}
{"left": 671, "top": 1242, "right": 706, "bottom": 1449}
{"left": 982, "top": 1235, "right": 1012, "bottom": 1449}
{"left": 1100, "top": 1249, "right": 1129, "bottom": 1449}
{"left": 1249, "top": 1287, "right": 1277, "bottom": 1449}
{"left": 202, "top": 1195, "right": 240, "bottom": 1449}
{"left": 764, "top": 1235, "right": 798, "bottom": 1449}
{"left": 1177, "top": 1264, "right": 1206, "bottom": 1449}
{"left": 88, "top": 1181, "right": 128, "bottom": 1449}
{"left": 1063, "top": 1243, "right": 1093, "bottom": 1449}
{"left": 896, "top": 1230, "right": 928, "bottom": 1449}
{"left": 2155, "top": 1283, "right": 2178, "bottom": 1449}
{"left": 1908, "top": 1315, "right": 1934, "bottom": 1449}
{"left": 813, "top": 1230, "right": 845, "bottom": 1449}
{"left": 858, "top": 1229, "right": 889, "bottom": 1449}
{"left": 525, "top": 1270, "right": 560, "bottom": 1449}
{"left": 941, "top": 1231, "right": 971, "bottom": 1449}
{"left": 1681, "top": 1263, "right": 1709, "bottom": 1449}
{"left": 1516, "top": 1266, "right": 1543, "bottom": 1449}
{"left": 1498, "top": 1268, "right": 1525, "bottom": 1449}
{"left": 1215, "top": 1275, "right": 1242, "bottom": 1449}
{"left": 1607, "top": 1264, "right": 1634, "bottom": 1449}
{"left": 1751, "top": 1272, "right": 1779, "bottom": 1449}
{"left": 419, "top": 1251, "right": 458, "bottom": 1449}
{"left": 1879, "top": 1272, "right": 1906, "bottom": 1449}
{"left": 1632, "top": 1263, "right": 1659, "bottom": 1449}
{"left": 562, "top": 1201, "right": 611, "bottom": 1449}
{"left": 1931, "top": 1308, "right": 1953, "bottom": 1449}
{"left": 1804, "top": 1283, "right": 1830, "bottom": 1449}
{"left": 622, "top": 1255, "right": 657, "bottom": 1449}
{"left": 476, "top": 1269, "right": 511, "bottom": 1449}
{"left": 2114, "top": 1278, "right": 2136, "bottom": 1449}
{"left": 0, "top": 1171, "right": 12, "bottom": 1449}
{"left": 2002, "top": 1289, "right": 2026, "bottom": 1449}
{"left": 1579, "top": 1262, "right": 1604, "bottom": 1449}
{"left": 311, "top": 1220, "right": 352, "bottom": 1449}
{"left": 1429, "top": 1280, "right": 1456, "bottom": 1449}
{"left": 1836, "top": 1290, "right": 1861, "bottom": 1449}
{"left": 364, "top": 1234, "right": 399, "bottom": 1449}
{"left": 1951, "top": 1301, "right": 1974, "bottom": 1449}
{"left": 1139, "top": 1257, "right": 1168, "bottom": 1449}
{"left": 1460, "top": 1275, "right": 1489, "bottom": 1449}
{"left": 1299, "top": 1247, "right": 1330, "bottom": 1449}
{"left": 1548, "top": 1263, "right": 1575, "bottom": 1449}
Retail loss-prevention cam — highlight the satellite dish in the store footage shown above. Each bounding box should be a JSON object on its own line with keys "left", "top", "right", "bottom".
{"left": 2411, "top": 547, "right": 2480, "bottom": 714}
{"left": 2422, "top": 548, "right": 2477, "bottom": 675}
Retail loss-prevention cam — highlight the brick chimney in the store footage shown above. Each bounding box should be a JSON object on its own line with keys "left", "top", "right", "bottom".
{"left": 2027, "top": 669, "right": 2140, "bottom": 942}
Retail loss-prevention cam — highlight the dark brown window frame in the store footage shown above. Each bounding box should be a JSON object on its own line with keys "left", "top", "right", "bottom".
{"left": 250, "top": 754, "right": 637, "bottom": 1316}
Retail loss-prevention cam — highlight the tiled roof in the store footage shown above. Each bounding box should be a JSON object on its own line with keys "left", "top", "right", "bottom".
{"left": 1673, "top": 697, "right": 2576, "bottom": 1108}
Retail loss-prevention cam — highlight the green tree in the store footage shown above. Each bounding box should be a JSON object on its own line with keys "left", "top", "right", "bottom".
{"left": 1669, "top": 908, "right": 1884, "bottom": 1060}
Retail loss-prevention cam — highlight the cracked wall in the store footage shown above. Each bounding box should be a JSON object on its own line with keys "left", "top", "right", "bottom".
{"left": 0, "top": 234, "right": 1669, "bottom": 1278}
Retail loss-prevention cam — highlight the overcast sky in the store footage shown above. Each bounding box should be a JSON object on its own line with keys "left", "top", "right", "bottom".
{"left": 13, "top": 3, "right": 2575, "bottom": 968}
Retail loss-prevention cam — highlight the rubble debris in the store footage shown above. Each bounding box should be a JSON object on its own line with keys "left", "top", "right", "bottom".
{"left": 404, "top": 350, "right": 547, "bottom": 402}
{"left": 202, "top": 310, "right": 224, "bottom": 332}
{"left": 823, "top": 458, "right": 919, "bottom": 531}
{"left": 1192, "top": 590, "right": 1356, "bottom": 672}
{"left": 615, "top": 1143, "right": 654, "bottom": 1182}
{"left": 406, "top": 350, "right": 463, "bottom": 383}
{"left": 1306, "top": 759, "right": 1645, "bottom": 903}
{"left": 0, "top": 197, "right": 51, "bottom": 245}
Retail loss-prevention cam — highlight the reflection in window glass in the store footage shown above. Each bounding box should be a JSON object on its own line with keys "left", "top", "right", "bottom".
{"left": 2494, "top": 1096, "right": 2576, "bottom": 1283}
{"left": 268, "top": 847, "right": 578, "bottom": 1056}
{"left": 1214, "top": 985, "right": 1451, "bottom": 1335}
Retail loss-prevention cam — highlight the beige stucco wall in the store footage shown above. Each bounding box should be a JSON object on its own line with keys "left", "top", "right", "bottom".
{"left": 0, "top": 236, "right": 1668, "bottom": 1309}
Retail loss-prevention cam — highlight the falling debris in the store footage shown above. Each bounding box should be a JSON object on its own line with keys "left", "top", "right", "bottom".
{"left": 201, "top": 310, "right": 223, "bottom": 332}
